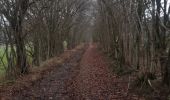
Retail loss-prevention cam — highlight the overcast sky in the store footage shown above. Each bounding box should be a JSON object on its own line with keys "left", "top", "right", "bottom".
{"left": 163, "top": 0, "right": 170, "bottom": 10}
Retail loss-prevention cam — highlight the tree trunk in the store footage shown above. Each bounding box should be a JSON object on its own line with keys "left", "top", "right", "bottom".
{"left": 15, "top": 24, "right": 28, "bottom": 74}
{"left": 163, "top": 49, "right": 170, "bottom": 86}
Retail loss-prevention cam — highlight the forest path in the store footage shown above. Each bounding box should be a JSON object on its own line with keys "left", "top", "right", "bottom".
{"left": 70, "top": 44, "right": 140, "bottom": 100}
{"left": 2, "top": 44, "right": 141, "bottom": 100}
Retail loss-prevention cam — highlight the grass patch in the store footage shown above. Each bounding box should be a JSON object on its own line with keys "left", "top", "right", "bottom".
{"left": 0, "top": 46, "right": 8, "bottom": 76}
{"left": 0, "top": 45, "right": 33, "bottom": 77}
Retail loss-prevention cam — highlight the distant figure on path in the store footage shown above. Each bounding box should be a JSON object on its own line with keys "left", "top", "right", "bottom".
{"left": 63, "top": 40, "right": 68, "bottom": 51}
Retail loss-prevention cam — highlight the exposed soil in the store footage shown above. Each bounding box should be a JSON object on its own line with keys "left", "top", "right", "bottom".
{"left": 0, "top": 44, "right": 143, "bottom": 100}
{"left": 69, "top": 44, "right": 143, "bottom": 100}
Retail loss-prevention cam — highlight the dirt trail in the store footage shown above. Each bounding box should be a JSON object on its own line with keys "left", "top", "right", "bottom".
{"left": 1, "top": 44, "right": 142, "bottom": 100}
{"left": 70, "top": 44, "right": 141, "bottom": 100}
{"left": 0, "top": 47, "right": 84, "bottom": 100}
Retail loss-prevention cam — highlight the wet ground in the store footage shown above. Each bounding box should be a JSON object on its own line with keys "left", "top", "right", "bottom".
{"left": 1, "top": 45, "right": 142, "bottom": 100}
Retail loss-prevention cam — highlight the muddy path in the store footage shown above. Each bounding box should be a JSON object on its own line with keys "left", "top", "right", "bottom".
{"left": 6, "top": 49, "right": 84, "bottom": 100}
{"left": 70, "top": 44, "right": 141, "bottom": 100}
{"left": 0, "top": 44, "right": 142, "bottom": 100}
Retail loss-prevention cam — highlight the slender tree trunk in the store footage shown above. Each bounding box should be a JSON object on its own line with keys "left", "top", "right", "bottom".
{"left": 15, "top": 23, "right": 28, "bottom": 74}
{"left": 164, "top": 49, "right": 170, "bottom": 86}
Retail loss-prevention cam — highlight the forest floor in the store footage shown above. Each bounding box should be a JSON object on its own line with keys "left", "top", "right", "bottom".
{"left": 0, "top": 44, "right": 144, "bottom": 100}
